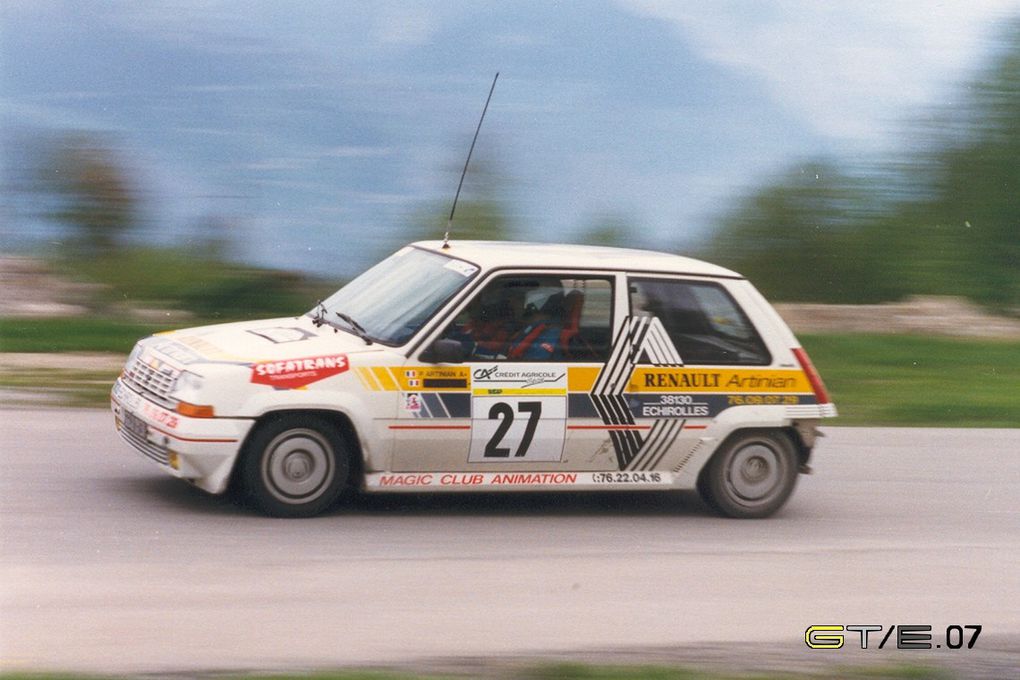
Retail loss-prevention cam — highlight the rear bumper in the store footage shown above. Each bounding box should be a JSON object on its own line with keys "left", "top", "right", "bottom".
{"left": 110, "top": 378, "right": 253, "bottom": 494}
{"left": 786, "top": 403, "right": 838, "bottom": 419}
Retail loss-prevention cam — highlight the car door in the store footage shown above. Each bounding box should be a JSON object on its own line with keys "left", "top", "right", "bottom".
{"left": 390, "top": 270, "right": 621, "bottom": 473}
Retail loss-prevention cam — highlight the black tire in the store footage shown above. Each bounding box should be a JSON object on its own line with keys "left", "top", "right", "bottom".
{"left": 698, "top": 430, "right": 798, "bottom": 519}
{"left": 239, "top": 414, "right": 350, "bottom": 518}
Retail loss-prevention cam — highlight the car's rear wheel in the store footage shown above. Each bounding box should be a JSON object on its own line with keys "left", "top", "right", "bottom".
{"left": 698, "top": 430, "right": 797, "bottom": 519}
{"left": 240, "top": 414, "right": 350, "bottom": 517}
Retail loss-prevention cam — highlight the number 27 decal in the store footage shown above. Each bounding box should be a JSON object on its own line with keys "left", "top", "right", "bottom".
{"left": 484, "top": 401, "right": 541, "bottom": 457}
{"left": 468, "top": 396, "right": 566, "bottom": 463}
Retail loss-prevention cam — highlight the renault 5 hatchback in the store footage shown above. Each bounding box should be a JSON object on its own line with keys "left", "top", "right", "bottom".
{"left": 111, "top": 241, "right": 836, "bottom": 518}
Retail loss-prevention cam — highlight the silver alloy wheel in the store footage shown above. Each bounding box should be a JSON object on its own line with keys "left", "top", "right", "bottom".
{"left": 724, "top": 442, "right": 785, "bottom": 504}
{"left": 261, "top": 428, "right": 335, "bottom": 504}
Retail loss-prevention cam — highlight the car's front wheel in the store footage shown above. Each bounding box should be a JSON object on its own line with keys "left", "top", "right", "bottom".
{"left": 698, "top": 430, "right": 797, "bottom": 519}
{"left": 239, "top": 414, "right": 350, "bottom": 517}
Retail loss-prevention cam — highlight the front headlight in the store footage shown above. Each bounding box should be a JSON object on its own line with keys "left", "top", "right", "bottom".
{"left": 172, "top": 370, "right": 205, "bottom": 399}
{"left": 171, "top": 370, "right": 215, "bottom": 418}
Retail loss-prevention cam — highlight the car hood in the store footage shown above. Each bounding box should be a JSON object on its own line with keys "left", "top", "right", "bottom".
{"left": 143, "top": 315, "right": 384, "bottom": 367}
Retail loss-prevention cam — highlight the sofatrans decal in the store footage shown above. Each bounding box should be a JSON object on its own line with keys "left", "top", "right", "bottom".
{"left": 250, "top": 354, "right": 349, "bottom": 389}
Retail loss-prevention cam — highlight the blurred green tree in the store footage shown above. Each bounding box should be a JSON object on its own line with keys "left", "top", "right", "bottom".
{"left": 928, "top": 23, "right": 1020, "bottom": 309}
{"left": 15, "top": 134, "right": 315, "bottom": 319}
{"left": 396, "top": 158, "right": 517, "bottom": 248}
{"left": 404, "top": 198, "right": 514, "bottom": 244}
{"left": 577, "top": 215, "right": 635, "bottom": 248}
{"left": 46, "top": 136, "right": 138, "bottom": 255}
{"left": 703, "top": 21, "right": 1019, "bottom": 310}
{"left": 704, "top": 162, "right": 902, "bottom": 303}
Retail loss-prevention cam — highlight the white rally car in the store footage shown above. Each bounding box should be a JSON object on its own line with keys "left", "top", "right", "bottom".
{"left": 111, "top": 241, "right": 836, "bottom": 518}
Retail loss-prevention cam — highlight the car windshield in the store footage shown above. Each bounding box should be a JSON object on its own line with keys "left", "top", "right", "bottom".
{"left": 312, "top": 247, "right": 479, "bottom": 345}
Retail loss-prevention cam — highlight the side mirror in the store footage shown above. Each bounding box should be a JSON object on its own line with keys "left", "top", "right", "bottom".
{"left": 421, "top": 338, "right": 465, "bottom": 364}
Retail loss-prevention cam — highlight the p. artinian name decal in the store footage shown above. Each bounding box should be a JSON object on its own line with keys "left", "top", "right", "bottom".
{"left": 250, "top": 354, "right": 348, "bottom": 389}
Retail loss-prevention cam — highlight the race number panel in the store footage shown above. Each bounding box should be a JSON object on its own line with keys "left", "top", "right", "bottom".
{"left": 468, "top": 396, "right": 566, "bottom": 462}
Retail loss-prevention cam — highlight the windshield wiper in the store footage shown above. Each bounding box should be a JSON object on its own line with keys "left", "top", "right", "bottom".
{"left": 310, "top": 300, "right": 340, "bottom": 330}
{"left": 335, "top": 311, "right": 373, "bottom": 345}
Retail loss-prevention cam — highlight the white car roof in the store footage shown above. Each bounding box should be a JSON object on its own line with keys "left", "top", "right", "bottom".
{"left": 412, "top": 240, "right": 742, "bottom": 279}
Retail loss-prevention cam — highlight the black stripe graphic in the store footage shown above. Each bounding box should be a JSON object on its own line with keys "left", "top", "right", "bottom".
{"left": 440, "top": 393, "right": 471, "bottom": 418}
{"left": 418, "top": 395, "right": 433, "bottom": 418}
{"left": 628, "top": 419, "right": 671, "bottom": 471}
{"left": 590, "top": 316, "right": 685, "bottom": 471}
{"left": 642, "top": 419, "right": 684, "bottom": 471}
{"left": 421, "top": 393, "right": 444, "bottom": 418}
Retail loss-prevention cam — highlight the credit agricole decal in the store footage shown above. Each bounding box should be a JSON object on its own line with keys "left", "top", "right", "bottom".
{"left": 250, "top": 354, "right": 349, "bottom": 389}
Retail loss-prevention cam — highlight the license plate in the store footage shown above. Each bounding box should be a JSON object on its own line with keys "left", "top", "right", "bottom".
{"left": 123, "top": 410, "right": 148, "bottom": 439}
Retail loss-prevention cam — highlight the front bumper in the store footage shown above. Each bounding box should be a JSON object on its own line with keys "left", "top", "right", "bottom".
{"left": 111, "top": 378, "right": 254, "bottom": 494}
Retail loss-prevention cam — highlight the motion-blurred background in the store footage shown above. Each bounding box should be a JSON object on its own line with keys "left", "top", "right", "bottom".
{"left": 1, "top": 1, "right": 1018, "bottom": 423}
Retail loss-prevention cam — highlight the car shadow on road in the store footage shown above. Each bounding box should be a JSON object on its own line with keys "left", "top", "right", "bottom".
{"left": 114, "top": 475, "right": 251, "bottom": 516}
{"left": 338, "top": 488, "right": 714, "bottom": 518}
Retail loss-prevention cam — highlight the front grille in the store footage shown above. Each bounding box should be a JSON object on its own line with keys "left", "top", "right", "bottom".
{"left": 116, "top": 417, "right": 170, "bottom": 466}
{"left": 123, "top": 353, "right": 180, "bottom": 404}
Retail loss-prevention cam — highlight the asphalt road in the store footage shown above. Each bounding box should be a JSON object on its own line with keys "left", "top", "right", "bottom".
{"left": 1, "top": 409, "right": 1018, "bottom": 675}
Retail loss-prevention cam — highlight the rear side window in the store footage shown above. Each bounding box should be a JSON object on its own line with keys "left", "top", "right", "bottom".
{"left": 628, "top": 278, "right": 770, "bottom": 365}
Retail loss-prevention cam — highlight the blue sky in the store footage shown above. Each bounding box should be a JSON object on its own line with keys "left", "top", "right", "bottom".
{"left": 2, "top": 1, "right": 1018, "bottom": 276}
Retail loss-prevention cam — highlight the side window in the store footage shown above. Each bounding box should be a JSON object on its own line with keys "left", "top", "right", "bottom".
{"left": 629, "top": 278, "right": 770, "bottom": 365}
{"left": 437, "top": 274, "right": 613, "bottom": 362}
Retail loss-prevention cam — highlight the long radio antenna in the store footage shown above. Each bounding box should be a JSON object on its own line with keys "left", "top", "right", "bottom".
{"left": 443, "top": 71, "right": 499, "bottom": 250}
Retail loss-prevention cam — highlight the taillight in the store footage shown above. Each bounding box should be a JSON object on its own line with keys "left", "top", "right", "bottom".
{"left": 792, "top": 347, "right": 830, "bottom": 404}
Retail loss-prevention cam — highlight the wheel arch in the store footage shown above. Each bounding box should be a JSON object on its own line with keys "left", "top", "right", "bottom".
{"left": 785, "top": 423, "right": 815, "bottom": 471}
{"left": 696, "top": 425, "right": 805, "bottom": 487}
{"left": 230, "top": 408, "right": 365, "bottom": 492}
{"left": 695, "top": 425, "right": 802, "bottom": 519}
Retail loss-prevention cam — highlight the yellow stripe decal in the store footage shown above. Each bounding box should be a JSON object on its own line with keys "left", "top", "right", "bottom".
{"left": 371, "top": 367, "right": 399, "bottom": 391}
{"left": 626, "top": 368, "right": 811, "bottom": 393}
{"left": 355, "top": 367, "right": 379, "bottom": 391}
{"left": 356, "top": 364, "right": 810, "bottom": 395}
{"left": 567, "top": 366, "right": 600, "bottom": 392}
{"left": 472, "top": 388, "right": 567, "bottom": 396}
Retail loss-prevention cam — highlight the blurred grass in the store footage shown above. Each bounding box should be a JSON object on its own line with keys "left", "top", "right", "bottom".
{"left": 800, "top": 334, "right": 1020, "bottom": 427}
{"left": 59, "top": 246, "right": 328, "bottom": 319}
{"left": 1, "top": 245, "right": 333, "bottom": 352}
{"left": 0, "top": 367, "right": 118, "bottom": 407}
{"left": 0, "top": 317, "right": 170, "bottom": 353}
